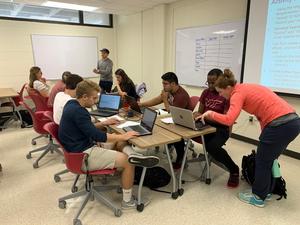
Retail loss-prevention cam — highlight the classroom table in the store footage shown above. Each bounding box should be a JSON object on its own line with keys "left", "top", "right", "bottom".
{"left": 155, "top": 115, "right": 216, "bottom": 195}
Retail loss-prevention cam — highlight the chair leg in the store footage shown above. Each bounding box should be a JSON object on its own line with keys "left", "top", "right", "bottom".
{"left": 54, "top": 169, "right": 69, "bottom": 182}
{"left": 32, "top": 144, "right": 52, "bottom": 168}
{"left": 93, "top": 188, "right": 121, "bottom": 213}
{"left": 59, "top": 190, "right": 88, "bottom": 202}
{"left": 71, "top": 174, "right": 80, "bottom": 193}
{"left": 73, "top": 192, "right": 92, "bottom": 222}
{"left": 31, "top": 134, "right": 46, "bottom": 145}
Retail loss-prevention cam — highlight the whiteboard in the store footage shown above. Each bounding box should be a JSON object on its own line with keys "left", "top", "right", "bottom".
{"left": 31, "top": 34, "right": 98, "bottom": 80}
{"left": 175, "top": 21, "right": 245, "bottom": 87}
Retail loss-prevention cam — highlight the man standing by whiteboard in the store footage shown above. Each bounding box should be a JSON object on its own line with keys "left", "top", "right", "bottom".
{"left": 93, "top": 48, "right": 113, "bottom": 93}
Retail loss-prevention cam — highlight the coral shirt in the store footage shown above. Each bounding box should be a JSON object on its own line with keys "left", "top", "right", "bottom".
{"left": 210, "top": 84, "right": 295, "bottom": 129}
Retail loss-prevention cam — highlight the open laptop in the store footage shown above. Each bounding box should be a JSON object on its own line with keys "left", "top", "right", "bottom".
{"left": 124, "top": 95, "right": 142, "bottom": 113}
{"left": 90, "top": 94, "right": 121, "bottom": 117}
{"left": 169, "top": 106, "right": 209, "bottom": 130}
{"left": 123, "top": 108, "right": 157, "bottom": 136}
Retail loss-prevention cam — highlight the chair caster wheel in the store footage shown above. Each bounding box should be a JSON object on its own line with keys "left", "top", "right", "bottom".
{"left": 137, "top": 203, "right": 144, "bottom": 212}
{"left": 59, "top": 200, "right": 66, "bottom": 209}
{"left": 33, "top": 163, "right": 39, "bottom": 168}
{"left": 73, "top": 219, "right": 82, "bottom": 225}
{"left": 31, "top": 140, "right": 36, "bottom": 145}
{"left": 178, "top": 188, "right": 184, "bottom": 196}
{"left": 205, "top": 178, "right": 211, "bottom": 185}
{"left": 54, "top": 175, "right": 61, "bottom": 183}
{"left": 26, "top": 154, "right": 32, "bottom": 159}
{"left": 114, "top": 209, "right": 122, "bottom": 217}
{"left": 171, "top": 192, "right": 179, "bottom": 199}
{"left": 71, "top": 186, "right": 78, "bottom": 193}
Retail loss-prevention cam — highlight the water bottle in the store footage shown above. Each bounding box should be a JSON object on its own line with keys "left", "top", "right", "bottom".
{"left": 272, "top": 159, "right": 281, "bottom": 178}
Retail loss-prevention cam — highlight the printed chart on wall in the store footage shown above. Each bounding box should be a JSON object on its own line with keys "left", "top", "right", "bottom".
{"left": 176, "top": 21, "right": 245, "bottom": 87}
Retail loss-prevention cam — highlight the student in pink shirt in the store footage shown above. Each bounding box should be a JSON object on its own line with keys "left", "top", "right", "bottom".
{"left": 193, "top": 69, "right": 239, "bottom": 188}
{"left": 48, "top": 71, "right": 71, "bottom": 106}
{"left": 197, "top": 69, "right": 300, "bottom": 207}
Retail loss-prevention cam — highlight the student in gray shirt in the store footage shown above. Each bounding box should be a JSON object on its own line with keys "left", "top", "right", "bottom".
{"left": 93, "top": 48, "right": 113, "bottom": 93}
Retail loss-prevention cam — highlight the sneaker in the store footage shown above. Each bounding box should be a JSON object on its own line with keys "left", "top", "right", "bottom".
{"left": 227, "top": 173, "right": 239, "bottom": 188}
{"left": 238, "top": 191, "right": 265, "bottom": 208}
{"left": 128, "top": 155, "right": 159, "bottom": 168}
{"left": 265, "top": 193, "right": 272, "bottom": 201}
{"left": 121, "top": 197, "right": 136, "bottom": 210}
{"left": 172, "top": 162, "right": 182, "bottom": 170}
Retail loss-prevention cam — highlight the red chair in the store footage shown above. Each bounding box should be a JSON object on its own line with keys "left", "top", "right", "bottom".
{"left": 26, "top": 87, "right": 52, "bottom": 112}
{"left": 43, "top": 122, "right": 122, "bottom": 224}
{"left": 20, "top": 101, "right": 60, "bottom": 168}
{"left": 43, "top": 111, "right": 80, "bottom": 193}
{"left": 190, "top": 96, "right": 200, "bottom": 111}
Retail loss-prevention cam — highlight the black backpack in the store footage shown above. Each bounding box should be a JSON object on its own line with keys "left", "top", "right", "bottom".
{"left": 134, "top": 166, "right": 171, "bottom": 190}
{"left": 241, "top": 150, "right": 287, "bottom": 200}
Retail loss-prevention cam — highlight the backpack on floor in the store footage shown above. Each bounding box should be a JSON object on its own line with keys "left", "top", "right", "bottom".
{"left": 134, "top": 166, "right": 171, "bottom": 190}
{"left": 241, "top": 150, "right": 287, "bottom": 200}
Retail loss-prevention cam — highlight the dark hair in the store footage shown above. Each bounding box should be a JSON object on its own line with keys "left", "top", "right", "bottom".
{"left": 65, "top": 74, "right": 83, "bottom": 90}
{"left": 208, "top": 68, "right": 223, "bottom": 77}
{"left": 62, "top": 71, "right": 71, "bottom": 83}
{"left": 215, "top": 69, "right": 237, "bottom": 88}
{"left": 29, "top": 66, "right": 41, "bottom": 88}
{"left": 161, "top": 72, "right": 178, "bottom": 85}
{"left": 115, "top": 68, "right": 132, "bottom": 84}
{"left": 100, "top": 48, "right": 110, "bottom": 54}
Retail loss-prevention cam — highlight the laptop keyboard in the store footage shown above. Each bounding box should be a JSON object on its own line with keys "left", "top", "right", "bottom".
{"left": 195, "top": 121, "right": 207, "bottom": 129}
{"left": 130, "top": 125, "right": 147, "bottom": 133}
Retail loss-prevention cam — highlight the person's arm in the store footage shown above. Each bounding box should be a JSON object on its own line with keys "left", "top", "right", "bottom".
{"left": 98, "top": 60, "right": 113, "bottom": 77}
{"left": 193, "top": 102, "right": 205, "bottom": 118}
{"left": 116, "top": 82, "right": 127, "bottom": 97}
{"left": 94, "top": 118, "right": 120, "bottom": 129}
{"left": 106, "top": 131, "right": 138, "bottom": 142}
{"left": 139, "top": 95, "right": 163, "bottom": 107}
{"left": 197, "top": 93, "right": 244, "bottom": 126}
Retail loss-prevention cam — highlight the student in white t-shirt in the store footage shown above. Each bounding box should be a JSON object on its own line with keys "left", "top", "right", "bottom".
{"left": 53, "top": 74, "right": 83, "bottom": 124}
{"left": 28, "top": 66, "right": 49, "bottom": 97}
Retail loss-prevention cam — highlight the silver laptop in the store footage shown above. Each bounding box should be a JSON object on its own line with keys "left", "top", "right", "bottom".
{"left": 90, "top": 94, "right": 121, "bottom": 117}
{"left": 123, "top": 108, "right": 157, "bottom": 136}
{"left": 169, "top": 106, "right": 209, "bottom": 130}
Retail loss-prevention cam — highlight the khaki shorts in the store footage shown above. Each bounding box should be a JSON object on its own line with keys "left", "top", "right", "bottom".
{"left": 81, "top": 146, "right": 117, "bottom": 171}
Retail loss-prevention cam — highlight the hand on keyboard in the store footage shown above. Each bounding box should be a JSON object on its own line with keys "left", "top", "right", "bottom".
{"left": 123, "top": 131, "right": 139, "bottom": 140}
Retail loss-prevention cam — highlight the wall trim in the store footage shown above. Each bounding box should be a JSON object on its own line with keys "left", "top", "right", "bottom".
{"left": 231, "top": 133, "right": 300, "bottom": 160}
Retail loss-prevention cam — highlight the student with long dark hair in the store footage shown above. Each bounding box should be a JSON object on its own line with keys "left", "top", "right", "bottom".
{"left": 114, "top": 68, "right": 139, "bottom": 100}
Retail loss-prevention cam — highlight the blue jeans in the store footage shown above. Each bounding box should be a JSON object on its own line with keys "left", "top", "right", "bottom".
{"left": 252, "top": 118, "right": 300, "bottom": 200}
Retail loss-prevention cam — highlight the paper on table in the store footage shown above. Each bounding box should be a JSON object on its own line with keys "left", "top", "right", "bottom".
{"left": 97, "top": 115, "right": 125, "bottom": 122}
{"left": 155, "top": 109, "right": 169, "bottom": 115}
{"left": 117, "top": 121, "right": 140, "bottom": 129}
{"left": 160, "top": 117, "right": 174, "bottom": 124}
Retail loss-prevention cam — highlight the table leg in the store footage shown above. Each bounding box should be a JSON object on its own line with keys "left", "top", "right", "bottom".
{"left": 164, "top": 144, "right": 178, "bottom": 199}
{"left": 178, "top": 139, "right": 191, "bottom": 196}
{"left": 201, "top": 135, "right": 211, "bottom": 184}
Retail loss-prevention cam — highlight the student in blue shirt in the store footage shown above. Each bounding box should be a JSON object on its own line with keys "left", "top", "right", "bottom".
{"left": 59, "top": 80, "right": 159, "bottom": 209}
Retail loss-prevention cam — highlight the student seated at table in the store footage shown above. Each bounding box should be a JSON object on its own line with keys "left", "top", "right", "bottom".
{"left": 193, "top": 68, "right": 239, "bottom": 188}
{"left": 48, "top": 71, "right": 71, "bottom": 107}
{"left": 58, "top": 80, "right": 160, "bottom": 209}
{"left": 28, "top": 66, "right": 49, "bottom": 98}
{"left": 139, "top": 72, "right": 192, "bottom": 169}
{"left": 53, "top": 73, "right": 83, "bottom": 125}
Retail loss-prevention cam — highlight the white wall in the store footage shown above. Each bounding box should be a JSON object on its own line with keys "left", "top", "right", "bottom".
{"left": 115, "top": 0, "right": 300, "bottom": 154}
{"left": 0, "top": 19, "right": 116, "bottom": 91}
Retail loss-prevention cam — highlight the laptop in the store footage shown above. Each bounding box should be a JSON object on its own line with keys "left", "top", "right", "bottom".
{"left": 90, "top": 94, "right": 121, "bottom": 117}
{"left": 169, "top": 106, "right": 209, "bottom": 130}
{"left": 124, "top": 95, "right": 142, "bottom": 113}
{"left": 123, "top": 108, "right": 157, "bottom": 136}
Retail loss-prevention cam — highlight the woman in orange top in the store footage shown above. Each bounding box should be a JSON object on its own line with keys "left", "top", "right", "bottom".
{"left": 197, "top": 69, "right": 300, "bottom": 207}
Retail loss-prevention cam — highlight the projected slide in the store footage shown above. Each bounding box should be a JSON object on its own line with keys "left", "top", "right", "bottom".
{"left": 261, "top": 0, "right": 300, "bottom": 92}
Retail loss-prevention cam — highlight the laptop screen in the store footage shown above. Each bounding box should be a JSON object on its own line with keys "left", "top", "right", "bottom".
{"left": 98, "top": 94, "right": 121, "bottom": 110}
{"left": 141, "top": 108, "right": 157, "bottom": 131}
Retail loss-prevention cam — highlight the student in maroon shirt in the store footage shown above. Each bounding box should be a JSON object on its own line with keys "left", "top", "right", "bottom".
{"left": 48, "top": 71, "right": 71, "bottom": 106}
{"left": 139, "top": 72, "right": 192, "bottom": 169}
{"left": 194, "top": 69, "right": 239, "bottom": 188}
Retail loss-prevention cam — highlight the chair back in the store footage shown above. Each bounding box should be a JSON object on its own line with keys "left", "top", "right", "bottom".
{"left": 43, "top": 122, "right": 117, "bottom": 175}
{"left": 12, "top": 83, "right": 27, "bottom": 106}
{"left": 20, "top": 101, "right": 49, "bottom": 135}
{"left": 43, "top": 111, "right": 53, "bottom": 122}
{"left": 26, "top": 87, "right": 52, "bottom": 112}
{"left": 190, "top": 96, "right": 200, "bottom": 111}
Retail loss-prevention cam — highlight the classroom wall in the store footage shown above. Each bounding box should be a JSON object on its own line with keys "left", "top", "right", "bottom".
{"left": 0, "top": 18, "right": 116, "bottom": 91}
{"left": 115, "top": 0, "right": 300, "bottom": 154}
